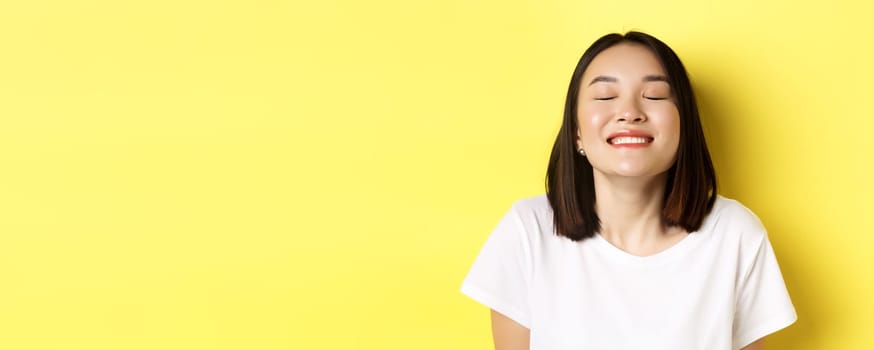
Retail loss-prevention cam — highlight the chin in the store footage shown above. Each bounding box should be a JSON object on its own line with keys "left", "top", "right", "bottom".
{"left": 606, "top": 165, "right": 671, "bottom": 179}
{"left": 614, "top": 171, "right": 660, "bottom": 178}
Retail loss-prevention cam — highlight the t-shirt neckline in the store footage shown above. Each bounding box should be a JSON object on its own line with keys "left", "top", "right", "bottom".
{"left": 592, "top": 231, "right": 700, "bottom": 266}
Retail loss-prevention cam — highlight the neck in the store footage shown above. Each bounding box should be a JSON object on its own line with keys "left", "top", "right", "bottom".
{"left": 593, "top": 172, "right": 671, "bottom": 246}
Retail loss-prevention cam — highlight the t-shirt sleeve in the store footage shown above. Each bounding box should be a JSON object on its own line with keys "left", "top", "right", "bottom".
{"left": 732, "top": 233, "right": 797, "bottom": 349}
{"left": 460, "top": 203, "right": 533, "bottom": 328}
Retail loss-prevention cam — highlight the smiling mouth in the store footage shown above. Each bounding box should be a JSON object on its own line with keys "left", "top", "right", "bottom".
{"left": 608, "top": 136, "right": 654, "bottom": 145}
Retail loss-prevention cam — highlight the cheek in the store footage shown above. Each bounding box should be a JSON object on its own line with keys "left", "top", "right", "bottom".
{"left": 646, "top": 105, "right": 680, "bottom": 131}
{"left": 657, "top": 112, "right": 681, "bottom": 151}
{"left": 576, "top": 105, "right": 612, "bottom": 134}
{"left": 660, "top": 114, "right": 680, "bottom": 137}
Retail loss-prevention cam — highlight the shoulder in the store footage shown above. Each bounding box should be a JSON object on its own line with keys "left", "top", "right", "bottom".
{"left": 702, "top": 195, "right": 769, "bottom": 247}
{"left": 708, "top": 195, "right": 764, "bottom": 229}
{"left": 506, "top": 194, "right": 554, "bottom": 227}
{"left": 497, "top": 193, "right": 555, "bottom": 241}
{"left": 509, "top": 193, "right": 551, "bottom": 214}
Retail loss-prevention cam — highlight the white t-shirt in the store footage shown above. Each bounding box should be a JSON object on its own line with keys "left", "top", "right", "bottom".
{"left": 461, "top": 194, "right": 796, "bottom": 350}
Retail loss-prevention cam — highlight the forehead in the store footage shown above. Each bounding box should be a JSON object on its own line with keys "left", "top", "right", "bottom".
{"left": 582, "top": 43, "right": 666, "bottom": 81}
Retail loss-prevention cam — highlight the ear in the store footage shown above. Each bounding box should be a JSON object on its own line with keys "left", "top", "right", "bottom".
{"left": 575, "top": 129, "right": 583, "bottom": 149}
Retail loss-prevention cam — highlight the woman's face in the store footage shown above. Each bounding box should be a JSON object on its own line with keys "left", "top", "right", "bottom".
{"left": 576, "top": 43, "right": 680, "bottom": 179}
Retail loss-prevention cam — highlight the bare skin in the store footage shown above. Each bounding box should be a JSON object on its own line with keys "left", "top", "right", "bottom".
{"left": 490, "top": 310, "right": 529, "bottom": 350}
{"left": 590, "top": 170, "right": 688, "bottom": 256}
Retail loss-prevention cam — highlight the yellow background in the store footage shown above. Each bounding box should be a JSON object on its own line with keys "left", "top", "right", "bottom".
{"left": 0, "top": 0, "right": 871, "bottom": 349}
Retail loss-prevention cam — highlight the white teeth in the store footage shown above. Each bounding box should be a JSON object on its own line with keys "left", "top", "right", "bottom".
{"left": 611, "top": 137, "right": 650, "bottom": 145}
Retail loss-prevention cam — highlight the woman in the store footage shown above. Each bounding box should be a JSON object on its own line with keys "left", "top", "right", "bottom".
{"left": 460, "top": 32, "right": 797, "bottom": 350}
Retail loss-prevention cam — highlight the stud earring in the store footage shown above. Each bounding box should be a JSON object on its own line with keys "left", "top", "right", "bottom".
{"left": 578, "top": 148, "right": 586, "bottom": 156}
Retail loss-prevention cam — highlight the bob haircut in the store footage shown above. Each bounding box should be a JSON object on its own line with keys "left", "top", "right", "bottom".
{"left": 546, "top": 31, "right": 717, "bottom": 242}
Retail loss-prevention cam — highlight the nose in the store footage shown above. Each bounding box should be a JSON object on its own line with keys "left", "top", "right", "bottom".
{"left": 617, "top": 113, "right": 646, "bottom": 123}
{"left": 616, "top": 100, "right": 647, "bottom": 123}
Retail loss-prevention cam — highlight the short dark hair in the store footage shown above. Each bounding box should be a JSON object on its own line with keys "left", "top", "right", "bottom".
{"left": 545, "top": 31, "right": 717, "bottom": 241}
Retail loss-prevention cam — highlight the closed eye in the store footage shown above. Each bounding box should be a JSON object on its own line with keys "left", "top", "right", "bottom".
{"left": 593, "top": 97, "right": 616, "bottom": 101}
{"left": 644, "top": 96, "right": 669, "bottom": 100}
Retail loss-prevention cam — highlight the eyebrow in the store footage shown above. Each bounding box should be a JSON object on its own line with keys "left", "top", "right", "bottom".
{"left": 643, "top": 74, "right": 669, "bottom": 83}
{"left": 587, "top": 74, "right": 670, "bottom": 86}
